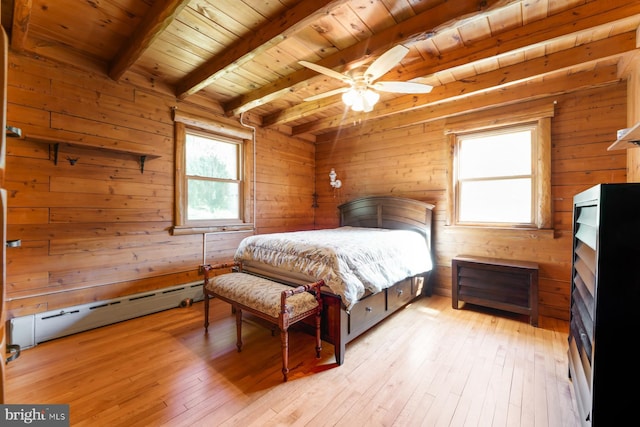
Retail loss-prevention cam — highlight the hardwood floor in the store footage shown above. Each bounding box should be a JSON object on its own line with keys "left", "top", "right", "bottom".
{"left": 5, "top": 295, "right": 579, "bottom": 426}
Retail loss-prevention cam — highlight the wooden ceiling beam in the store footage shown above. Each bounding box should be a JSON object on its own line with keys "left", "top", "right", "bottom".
{"left": 265, "top": 0, "right": 640, "bottom": 130}
{"left": 383, "top": 0, "right": 640, "bottom": 83}
{"left": 226, "top": 0, "right": 517, "bottom": 117}
{"left": 175, "top": 0, "right": 349, "bottom": 100}
{"left": 291, "top": 31, "right": 635, "bottom": 136}
{"left": 315, "top": 64, "right": 620, "bottom": 143}
{"left": 10, "top": 0, "right": 31, "bottom": 51}
{"left": 108, "top": 0, "right": 190, "bottom": 81}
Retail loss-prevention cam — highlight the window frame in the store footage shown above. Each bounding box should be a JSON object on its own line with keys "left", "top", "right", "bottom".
{"left": 172, "top": 111, "right": 254, "bottom": 235}
{"left": 454, "top": 123, "right": 538, "bottom": 227}
{"left": 184, "top": 128, "right": 244, "bottom": 225}
{"left": 445, "top": 101, "right": 554, "bottom": 230}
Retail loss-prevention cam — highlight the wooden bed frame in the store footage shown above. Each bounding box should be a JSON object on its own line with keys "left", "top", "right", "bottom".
{"left": 242, "top": 196, "right": 435, "bottom": 365}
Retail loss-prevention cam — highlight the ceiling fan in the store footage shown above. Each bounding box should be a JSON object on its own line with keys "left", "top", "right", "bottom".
{"left": 299, "top": 45, "right": 432, "bottom": 112}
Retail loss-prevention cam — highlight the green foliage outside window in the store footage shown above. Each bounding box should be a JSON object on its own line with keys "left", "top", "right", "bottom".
{"left": 185, "top": 132, "right": 241, "bottom": 221}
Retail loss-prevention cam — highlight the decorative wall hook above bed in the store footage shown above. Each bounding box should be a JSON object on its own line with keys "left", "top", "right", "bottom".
{"left": 329, "top": 168, "right": 342, "bottom": 189}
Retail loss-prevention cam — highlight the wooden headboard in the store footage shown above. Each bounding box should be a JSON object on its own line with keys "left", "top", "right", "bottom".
{"left": 338, "top": 196, "right": 435, "bottom": 242}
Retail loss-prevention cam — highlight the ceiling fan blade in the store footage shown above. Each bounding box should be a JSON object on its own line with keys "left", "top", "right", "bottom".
{"left": 365, "top": 45, "right": 410, "bottom": 82}
{"left": 372, "top": 81, "right": 433, "bottom": 94}
{"left": 303, "top": 87, "right": 348, "bottom": 102}
{"left": 299, "top": 61, "right": 351, "bottom": 83}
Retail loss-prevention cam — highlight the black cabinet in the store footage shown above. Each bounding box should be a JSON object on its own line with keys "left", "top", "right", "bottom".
{"left": 568, "top": 183, "right": 640, "bottom": 425}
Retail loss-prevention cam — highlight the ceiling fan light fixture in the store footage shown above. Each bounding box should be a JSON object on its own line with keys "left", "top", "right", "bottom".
{"left": 342, "top": 88, "right": 380, "bottom": 112}
{"left": 342, "top": 88, "right": 358, "bottom": 107}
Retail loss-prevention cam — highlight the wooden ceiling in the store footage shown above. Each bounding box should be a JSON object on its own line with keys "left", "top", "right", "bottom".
{"left": 1, "top": 0, "right": 640, "bottom": 141}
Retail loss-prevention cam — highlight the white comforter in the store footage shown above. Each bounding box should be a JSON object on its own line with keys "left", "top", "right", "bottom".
{"left": 233, "top": 226, "right": 432, "bottom": 311}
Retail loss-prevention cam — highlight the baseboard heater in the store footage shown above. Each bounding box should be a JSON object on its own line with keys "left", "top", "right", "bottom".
{"left": 7, "top": 282, "right": 204, "bottom": 350}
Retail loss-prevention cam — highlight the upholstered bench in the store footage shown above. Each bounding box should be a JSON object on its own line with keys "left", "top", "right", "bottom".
{"left": 202, "top": 262, "right": 323, "bottom": 382}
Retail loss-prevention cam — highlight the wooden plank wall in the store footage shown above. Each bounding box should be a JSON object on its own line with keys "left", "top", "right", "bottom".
{"left": 2, "top": 50, "right": 627, "bottom": 322}
{"left": 623, "top": 55, "right": 640, "bottom": 181}
{"left": 315, "top": 83, "right": 627, "bottom": 320}
{"left": 4, "top": 53, "right": 315, "bottom": 319}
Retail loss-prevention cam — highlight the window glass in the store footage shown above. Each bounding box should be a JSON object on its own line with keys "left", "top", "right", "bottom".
{"left": 458, "top": 179, "right": 531, "bottom": 223}
{"left": 182, "top": 129, "right": 243, "bottom": 224}
{"left": 186, "top": 134, "right": 238, "bottom": 179}
{"left": 187, "top": 180, "right": 240, "bottom": 220}
{"left": 456, "top": 125, "right": 536, "bottom": 226}
{"left": 458, "top": 130, "right": 532, "bottom": 178}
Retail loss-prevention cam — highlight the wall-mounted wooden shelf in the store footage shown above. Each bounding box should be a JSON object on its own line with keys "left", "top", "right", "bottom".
{"left": 23, "top": 134, "right": 159, "bottom": 173}
{"left": 608, "top": 122, "right": 640, "bottom": 150}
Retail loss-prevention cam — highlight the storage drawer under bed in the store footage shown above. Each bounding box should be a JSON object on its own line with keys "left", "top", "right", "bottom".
{"left": 387, "top": 278, "right": 415, "bottom": 311}
{"left": 348, "top": 290, "right": 386, "bottom": 337}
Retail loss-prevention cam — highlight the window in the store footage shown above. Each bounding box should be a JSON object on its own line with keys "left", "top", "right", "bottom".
{"left": 446, "top": 101, "right": 554, "bottom": 230}
{"left": 184, "top": 130, "right": 242, "bottom": 222}
{"left": 172, "top": 111, "right": 254, "bottom": 235}
{"left": 456, "top": 125, "right": 536, "bottom": 226}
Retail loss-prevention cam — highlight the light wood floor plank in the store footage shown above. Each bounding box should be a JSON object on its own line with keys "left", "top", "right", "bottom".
{"left": 5, "top": 295, "right": 579, "bottom": 426}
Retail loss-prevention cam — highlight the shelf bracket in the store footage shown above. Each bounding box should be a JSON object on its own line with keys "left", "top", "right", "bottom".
{"left": 140, "top": 155, "right": 146, "bottom": 174}
{"left": 5, "top": 125, "right": 22, "bottom": 138}
{"left": 52, "top": 143, "right": 59, "bottom": 165}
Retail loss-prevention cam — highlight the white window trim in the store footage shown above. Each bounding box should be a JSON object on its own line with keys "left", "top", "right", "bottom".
{"left": 445, "top": 100, "right": 554, "bottom": 230}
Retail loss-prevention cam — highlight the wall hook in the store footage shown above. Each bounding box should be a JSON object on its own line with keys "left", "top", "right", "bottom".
{"left": 66, "top": 156, "right": 79, "bottom": 165}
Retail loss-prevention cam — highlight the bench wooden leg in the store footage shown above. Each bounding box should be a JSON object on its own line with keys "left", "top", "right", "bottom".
{"left": 235, "top": 307, "right": 243, "bottom": 352}
{"left": 204, "top": 292, "right": 210, "bottom": 333}
{"left": 315, "top": 310, "right": 322, "bottom": 358}
{"left": 281, "top": 328, "right": 289, "bottom": 382}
